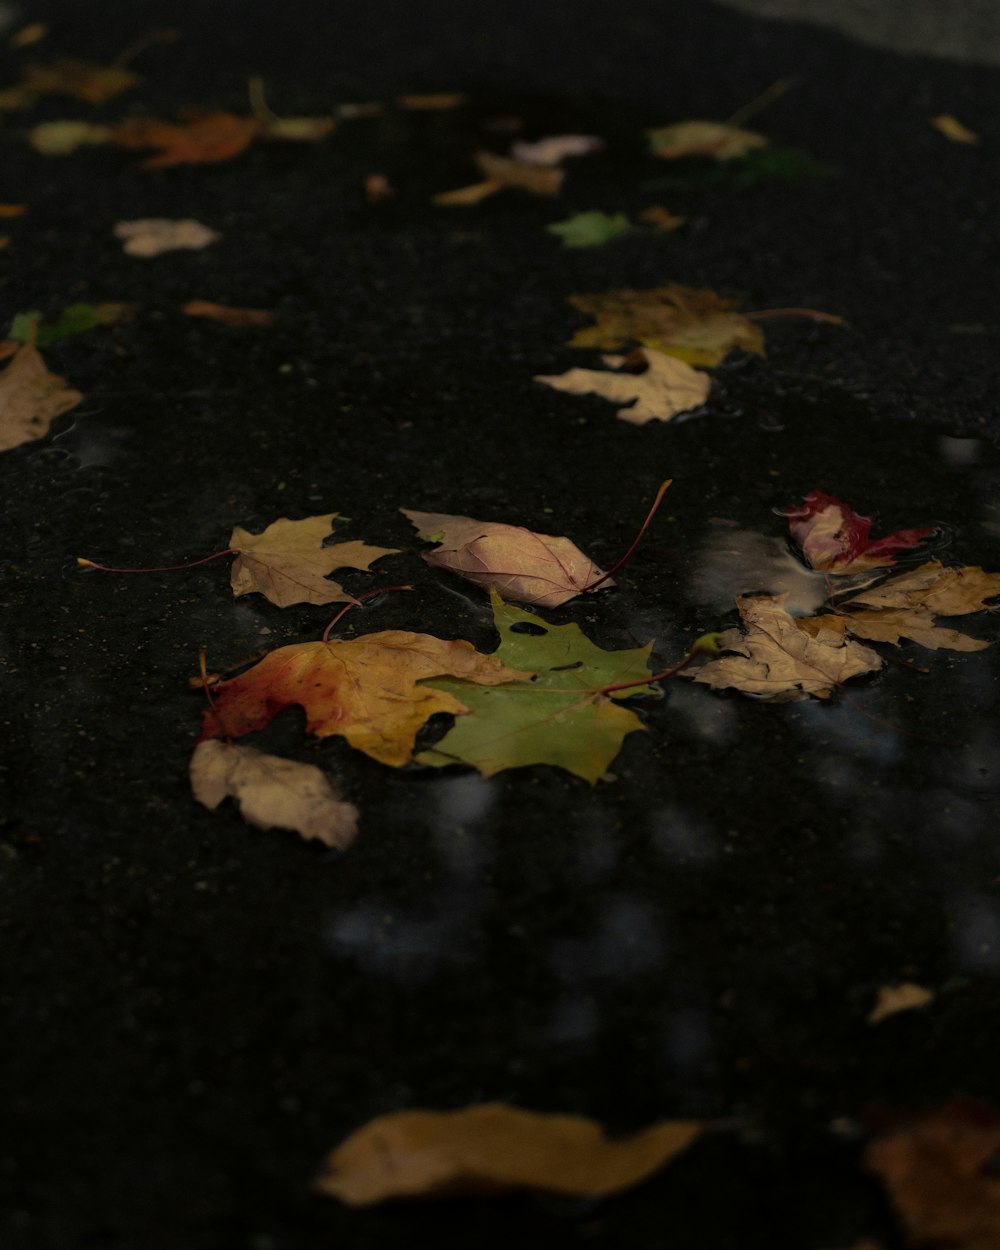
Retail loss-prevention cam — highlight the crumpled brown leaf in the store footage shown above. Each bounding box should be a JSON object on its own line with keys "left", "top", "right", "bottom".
{"left": 536, "top": 346, "right": 710, "bottom": 424}
{"left": 691, "top": 594, "right": 883, "bottom": 700}
{"left": 112, "top": 111, "right": 262, "bottom": 167}
{"left": 314, "top": 1103, "right": 702, "bottom": 1205}
{"left": 114, "top": 218, "right": 220, "bottom": 257}
{"left": 0, "top": 341, "right": 82, "bottom": 452}
{"left": 402, "top": 508, "right": 609, "bottom": 608}
{"left": 228, "top": 514, "right": 397, "bottom": 608}
{"left": 190, "top": 740, "right": 359, "bottom": 849}
{"left": 566, "top": 282, "right": 764, "bottom": 366}
{"left": 864, "top": 1102, "right": 1000, "bottom": 1250}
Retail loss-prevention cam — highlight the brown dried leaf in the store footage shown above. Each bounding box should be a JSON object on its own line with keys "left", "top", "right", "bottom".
{"left": 314, "top": 1103, "right": 702, "bottom": 1205}
{"left": 398, "top": 92, "right": 466, "bottom": 110}
{"left": 567, "top": 282, "right": 764, "bottom": 366}
{"left": 0, "top": 204, "right": 26, "bottom": 218}
{"left": 692, "top": 594, "right": 883, "bottom": 701}
{"left": 865, "top": 1102, "right": 1000, "bottom": 1250}
{"left": 435, "top": 151, "right": 564, "bottom": 204}
{"left": 112, "top": 112, "right": 262, "bottom": 167}
{"left": 114, "top": 218, "right": 220, "bottom": 257}
{"left": 0, "top": 342, "right": 82, "bottom": 452}
{"left": 648, "top": 120, "right": 767, "bottom": 161}
{"left": 181, "top": 300, "right": 276, "bottom": 328}
{"left": 402, "top": 508, "right": 608, "bottom": 608}
{"left": 229, "top": 514, "right": 398, "bottom": 608}
{"left": 867, "top": 982, "right": 935, "bottom": 1026}
{"left": 190, "top": 740, "right": 359, "bottom": 849}
{"left": 536, "top": 346, "right": 710, "bottom": 424}
{"left": 637, "top": 205, "right": 686, "bottom": 231}
{"left": 433, "top": 179, "right": 502, "bottom": 206}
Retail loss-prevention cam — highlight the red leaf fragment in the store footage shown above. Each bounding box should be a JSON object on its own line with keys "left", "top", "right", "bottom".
{"left": 788, "top": 489, "right": 932, "bottom": 574}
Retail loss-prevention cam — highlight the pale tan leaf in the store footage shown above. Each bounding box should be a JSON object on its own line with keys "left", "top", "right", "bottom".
{"left": 868, "top": 982, "right": 934, "bottom": 1026}
{"left": 432, "top": 179, "right": 503, "bottom": 206}
{"left": 0, "top": 342, "right": 82, "bottom": 452}
{"left": 692, "top": 594, "right": 883, "bottom": 700}
{"left": 931, "top": 114, "right": 979, "bottom": 144}
{"left": 114, "top": 218, "right": 220, "bottom": 258}
{"left": 181, "top": 300, "right": 276, "bottom": 327}
{"left": 510, "top": 134, "right": 603, "bottom": 165}
{"left": 228, "top": 514, "right": 398, "bottom": 608}
{"left": 648, "top": 119, "right": 767, "bottom": 161}
{"left": 314, "top": 1103, "right": 702, "bottom": 1205}
{"left": 474, "top": 150, "right": 565, "bottom": 194}
{"left": 402, "top": 508, "right": 609, "bottom": 608}
{"left": 190, "top": 740, "right": 358, "bottom": 849}
{"left": 536, "top": 347, "right": 710, "bottom": 424}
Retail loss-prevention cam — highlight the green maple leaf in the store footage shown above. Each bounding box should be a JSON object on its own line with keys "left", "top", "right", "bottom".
{"left": 547, "top": 211, "right": 631, "bottom": 249}
{"left": 416, "top": 591, "right": 656, "bottom": 783}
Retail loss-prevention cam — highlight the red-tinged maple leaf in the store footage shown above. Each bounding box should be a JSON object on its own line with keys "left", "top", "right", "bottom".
{"left": 788, "top": 489, "right": 932, "bottom": 573}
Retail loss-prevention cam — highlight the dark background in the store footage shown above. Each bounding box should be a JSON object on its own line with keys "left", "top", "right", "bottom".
{"left": 2, "top": 1, "right": 999, "bottom": 1246}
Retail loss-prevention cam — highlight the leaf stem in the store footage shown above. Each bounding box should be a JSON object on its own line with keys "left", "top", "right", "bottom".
{"left": 76, "top": 548, "right": 236, "bottom": 574}
{"left": 744, "top": 307, "right": 844, "bottom": 325}
{"left": 580, "top": 478, "right": 672, "bottom": 594}
{"left": 321, "top": 584, "right": 413, "bottom": 642}
{"left": 725, "top": 76, "right": 798, "bottom": 128}
{"left": 197, "top": 648, "right": 232, "bottom": 741}
{"left": 598, "top": 632, "right": 724, "bottom": 696}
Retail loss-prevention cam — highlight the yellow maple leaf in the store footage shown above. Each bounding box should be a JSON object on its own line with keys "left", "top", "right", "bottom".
{"left": 536, "top": 346, "right": 710, "bottom": 424}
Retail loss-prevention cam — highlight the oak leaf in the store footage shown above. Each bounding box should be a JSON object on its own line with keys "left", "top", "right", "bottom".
{"left": 402, "top": 508, "right": 609, "bottom": 608}
{"left": 198, "top": 632, "right": 531, "bottom": 768}
{"left": 566, "top": 282, "right": 764, "bottom": 366}
{"left": 691, "top": 594, "right": 883, "bottom": 700}
{"left": 536, "top": 346, "right": 710, "bottom": 424}
{"left": 228, "top": 514, "right": 397, "bottom": 608}
{"left": 182, "top": 300, "right": 276, "bottom": 328}
{"left": 190, "top": 740, "right": 359, "bottom": 849}
{"left": 111, "top": 112, "right": 262, "bottom": 168}
{"left": 0, "top": 342, "right": 82, "bottom": 452}
{"left": 114, "top": 218, "right": 219, "bottom": 257}
{"left": 788, "top": 489, "right": 932, "bottom": 573}
{"left": 315, "top": 1103, "right": 701, "bottom": 1205}
{"left": 647, "top": 120, "right": 767, "bottom": 161}
{"left": 417, "top": 591, "right": 656, "bottom": 783}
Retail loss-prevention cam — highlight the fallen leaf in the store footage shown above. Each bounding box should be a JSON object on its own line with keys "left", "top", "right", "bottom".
{"left": 536, "top": 346, "right": 710, "bottom": 424}
{"left": 261, "top": 115, "right": 335, "bottom": 141}
{"left": 637, "top": 205, "right": 686, "bottom": 231}
{"left": 198, "top": 632, "right": 531, "bottom": 768}
{"left": 788, "top": 490, "right": 933, "bottom": 573}
{"left": 510, "top": 134, "right": 603, "bottom": 165}
{"left": 931, "top": 114, "right": 979, "bottom": 144}
{"left": 647, "top": 120, "right": 768, "bottom": 161}
{"left": 228, "top": 514, "right": 397, "bottom": 608}
{"left": 691, "top": 594, "right": 883, "bottom": 700}
{"left": 648, "top": 145, "right": 836, "bottom": 188}
{"left": 417, "top": 591, "right": 655, "bottom": 783}
{"left": 315, "top": 1103, "right": 701, "bottom": 1205}
{"left": 10, "top": 23, "right": 48, "bottom": 49}
{"left": 808, "top": 559, "right": 1000, "bottom": 652}
{"left": 0, "top": 204, "right": 26, "bottom": 218}
{"left": 112, "top": 112, "right": 262, "bottom": 167}
{"left": 0, "top": 341, "right": 82, "bottom": 453}
{"left": 0, "top": 58, "right": 139, "bottom": 108}
{"left": 402, "top": 507, "right": 609, "bottom": 608}
{"left": 0, "top": 237, "right": 8, "bottom": 250}
{"left": 435, "top": 151, "right": 564, "bottom": 204}
{"left": 190, "top": 739, "right": 359, "bottom": 849}
{"left": 182, "top": 300, "right": 276, "bottom": 328}
{"left": 114, "top": 218, "right": 220, "bottom": 258}
{"left": 9, "top": 302, "right": 135, "bottom": 347}
{"left": 865, "top": 1102, "right": 1000, "bottom": 1250}
{"left": 397, "top": 92, "right": 466, "bottom": 110}
{"left": 547, "top": 210, "right": 630, "bottom": 249}
{"left": 566, "top": 281, "right": 764, "bottom": 366}
{"left": 867, "top": 982, "right": 935, "bottom": 1025}
{"left": 363, "top": 173, "right": 394, "bottom": 203}
{"left": 28, "top": 119, "right": 113, "bottom": 155}
{"left": 432, "top": 179, "right": 503, "bottom": 206}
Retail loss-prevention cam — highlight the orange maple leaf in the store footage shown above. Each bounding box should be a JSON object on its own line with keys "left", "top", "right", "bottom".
{"left": 112, "top": 112, "right": 262, "bottom": 168}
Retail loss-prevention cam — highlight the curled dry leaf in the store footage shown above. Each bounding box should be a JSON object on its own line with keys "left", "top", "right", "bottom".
{"left": 315, "top": 1102, "right": 702, "bottom": 1205}
{"left": 647, "top": 120, "right": 767, "bottom": 161}
{"left": 418, "top": 591, "right": 655, "bottom": 784}
{"left": 182, "top": 300, "right": 276, "bottom": 328}
{"left": 112, "top": 112, "right": 262, "bottom": 167}
{"left": 0, "top": 342, "right": 82, "bottom": 453}
{"left": 228, "top": 514, "right": 397, "bottom": 608}
{"left": 864, "top": 1101, "right": 1000, "bottom": 1250}
{"left": 537, "top": 346, "right": 710, "bottom": 424}
{"left": 567, "top": 282, "right": 764, "bottom": 366}
{"left": 198, "top": 633, "right": 531, "bottom": 768}
{"left": 401, "top": 507, "right": 608, "bottom": 608}
{"left": 691, "top": 594, "right": 883, "bottom": 701}
{"left": 190, "top": 740, "right": 359, "bottom": 849}
{"left": 867, "top": 982, "right": 935, "bottom": 1026}
{"left": 114, "top": 218, "right": 220, "bottom": 258}
{"left": 510, "top": 134, "right": 603, "bottom": 165}
{"left": 788, "top": 490, "right": 932, "bottom": 574}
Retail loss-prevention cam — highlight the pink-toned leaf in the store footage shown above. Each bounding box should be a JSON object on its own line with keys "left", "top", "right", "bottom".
{"left": 788, "top": 489, "right": 932, "bottom": 574}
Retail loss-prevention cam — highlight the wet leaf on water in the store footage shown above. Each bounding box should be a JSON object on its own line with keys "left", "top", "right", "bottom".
{"left": 417, "top": 591, "right": 656, "bottom": 783}
{"left": 566, "top": 281, "right": 764, "bottom": 366}
{"left": 0, "top": 341, "right": 82, "bottom": 453}
{"left": 190, "top": 740, "right": 359, "bottom": 849}
{"left": 864, "top": 1101, "right": 1000, "bottom": 1250}
{"left": 228, "top": 514, "right": 398, "bottom": 608}
{"left": 691, "top": 594, "right": 883, "bottom": 701}
{"left": 537, "top": 346, "right": 710, "bottom": 424}
{"left": 788, "top": 489, "right": 933, "bottom": 574}
{"left": 931, "top": 114, "right": 978, "bottom": 145}
{"left": 198, "top": 632, "right": 530, "bottom": 768}
{"left": 111, "top": 112, "right": 262, "bottom": 167}
{"left": 510, "top": 134, "right": 603, "bottom": 165}
{"left": 547, "top": 210, "right": 630, "bottom": 248}
{"left": 647, "top": 119, "right": 767, "bottom": 161}
{"left": 0, "top": 58, "right": 139, "bottom": 109}
{"left": 315, "top": 1102, "right": 702, "bottom": 1205}
{"left": 181, "top": 300, "right": 276, "bottom": 328}
{"left": 867, "top": 982, "right": 935, "bottom": 1026}
{"left": 114, "top": 218, "right": 220, "bottom": 257}
{"left": 9, "top": 302, "right": 135, "bottom": 347}
{"left": 402, "top": 507, "right": 609, "bottom": 608}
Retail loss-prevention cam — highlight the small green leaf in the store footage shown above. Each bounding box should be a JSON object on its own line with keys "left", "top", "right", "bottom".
{"left": 547, "top": 211, "right": 631, "bottom": 249}
{"left": 9, "top": 301, "right": 135, "bottom": 346}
